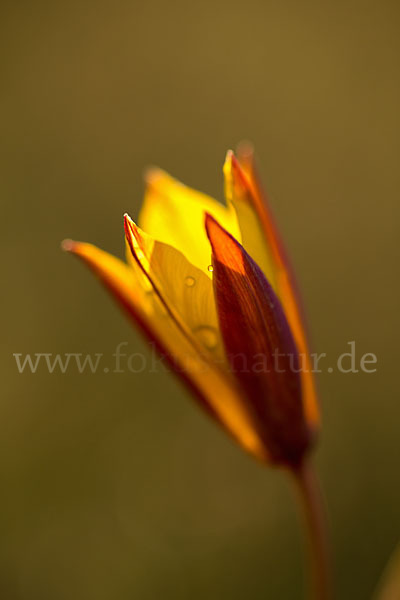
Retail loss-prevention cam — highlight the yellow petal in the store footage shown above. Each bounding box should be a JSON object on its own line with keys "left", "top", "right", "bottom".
{"left": 63, "top": 238, "right": 267, "bottom": 461}
{"left": 224, "top": 150, "right": 279, "bottom": 292}
{"left": 124, "top": 214, "right": 227, "bottom": 366}
{"left": 139, "top": 167, "right": 240, "bottom": 276}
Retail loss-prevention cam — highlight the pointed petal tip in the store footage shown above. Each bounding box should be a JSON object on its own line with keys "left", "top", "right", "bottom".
{"left": 205, "top": 211, "right": 240, "bottom": 247}
{"left": 123, "top": 213, "right": 138, "bottom": 245}
{"left": 123, "top": 213, "right": 131, "bottom": 234}
{"left": 123, "top": 212, "right": 137, "bottom": 231}
{"left": 124, "top": 214, "right": 146, "bottom": 267}
{"left": 61, "top": 238, "right": 78, "bottom": 253}
{"left": 224, "top": 149, "right": 251, "bottom": 203}
{"left": 204, "top": 212, "right": 221, "bottom": 241}
{"left": 205, "top": 212, "right": 244, "bottom": 273}
{"left": 224, "top": 149, "right": 234, "bottom": 163}
{"left": 223, "top": 149, "right": 235, "bottom": 175}
{"left": 143, "top": 165, "right": 163, "bottom": 183}
{"left": 143, "top": 165, "right": 166, "bottom": 186}
{"left": 205, "top": 213, "right": 229, "bottom": 265}
{"left": 223, "top": 146, "right": 243, "bottom": 173}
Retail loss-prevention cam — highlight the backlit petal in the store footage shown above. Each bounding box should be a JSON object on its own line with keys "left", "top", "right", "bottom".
{"left": 63, "top": 238, "right": 267, "bottom": 461}
{"left": 224, "top": 150, "right": 279, "bottom": 292}
{"left": 139, "top": 167, "right": 240, "bottom": 276}
{"left": 124, "top": 214, "right": 228, "bottom": 366}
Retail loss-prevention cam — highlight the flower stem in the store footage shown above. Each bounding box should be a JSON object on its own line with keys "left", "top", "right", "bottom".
{"left": 291, "top": 459, "right": 332, "bottom": 600}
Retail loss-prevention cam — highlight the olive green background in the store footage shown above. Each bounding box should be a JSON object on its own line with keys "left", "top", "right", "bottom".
{"left": 2, "top": 1, "right": 399, "bottom": 598}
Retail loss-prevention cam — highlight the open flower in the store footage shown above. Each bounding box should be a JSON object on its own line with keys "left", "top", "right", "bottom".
{"left": 63, "top": 145, "right": 319, "bottom": 468}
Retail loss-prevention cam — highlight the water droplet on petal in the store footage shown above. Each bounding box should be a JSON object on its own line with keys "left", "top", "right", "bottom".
{"left": 185, "top": 276, "right": 196, "bottom": 287}
{"left": 207, "top": 265, "right": 213, "bottom": 272}
{"left": 193, "top": 325, "right": 218, "bottom": 350}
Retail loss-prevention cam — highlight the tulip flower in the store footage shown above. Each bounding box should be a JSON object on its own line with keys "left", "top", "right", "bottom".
{"left": 63, "top": 144, "right": 330, "bottom": 599}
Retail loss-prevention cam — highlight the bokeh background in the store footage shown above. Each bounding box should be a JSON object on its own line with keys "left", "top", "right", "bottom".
{"left": 2, "top": 1, "right": 399, "bottom": 598}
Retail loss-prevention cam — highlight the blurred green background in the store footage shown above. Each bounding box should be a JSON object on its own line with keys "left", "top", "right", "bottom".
{"left": 2, "top": 0, "right": 399, "bottom": 598}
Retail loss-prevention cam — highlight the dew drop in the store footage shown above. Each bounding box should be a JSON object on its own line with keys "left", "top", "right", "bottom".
{"left": 193, "top": 325, "right": 218, "bottom": 350}
{"left": 184, "top": 276, "right": 196, "bottom": 287}
{"left": 207, "top": 265, "right": 214, "bottom": 272}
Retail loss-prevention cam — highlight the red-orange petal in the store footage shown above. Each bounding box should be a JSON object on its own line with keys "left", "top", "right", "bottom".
{"left": 235, "top": 144, "right": 320, "bottom": 430}
{"left": 205, "top": 214, "right": 314, "bottom": 466}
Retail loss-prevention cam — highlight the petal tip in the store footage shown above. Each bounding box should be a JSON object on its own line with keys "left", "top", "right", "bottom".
{"left": 61, "top": 238, "right": 78, "bottom": 253}
{"left": 225, "top": 150, "right": 252, "bottom": 203}
{"left": 144, "top": 166, "right": 165, "bottom": 185}
{"left": 124, "top": 214, "right": 145, "bottom": 265}
{"left": 204, "top": 212, "right": 221, "bottom": 242}
{"left": 223, "top": 149, "right": 235, "bottom": 176}
{"left": 224, "top": 148, "right": 234, "bottom": 163}
{"left": 123, "top": 213, "right": 137, "bottom": 242}
{"left": 123, "top": 212, "right": 131, "bottom": 229}
{"left": 204, "top": 213, "right": 242, "bottom": 271}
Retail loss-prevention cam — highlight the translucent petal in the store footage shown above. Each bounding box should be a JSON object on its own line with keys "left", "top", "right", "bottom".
{"left": 224, "top": 151, "right": 279, "bottom": 292}
{"left": 63, "top": 238, "right": 268, "bottom": 461}
{"left": 139, "top": 168, "right": 240, "bottom": 276}
{"left": 124, "top": 214, "right": 227, "bottom": 366}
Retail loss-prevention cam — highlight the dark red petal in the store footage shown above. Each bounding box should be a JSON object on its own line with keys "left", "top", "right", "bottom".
{"left": 205, "top": 214, "right": 313, "bottom": 466}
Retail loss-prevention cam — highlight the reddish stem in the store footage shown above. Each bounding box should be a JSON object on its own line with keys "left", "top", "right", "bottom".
{"left": 291, "top": 460, "right": 332, "bottom": 600}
